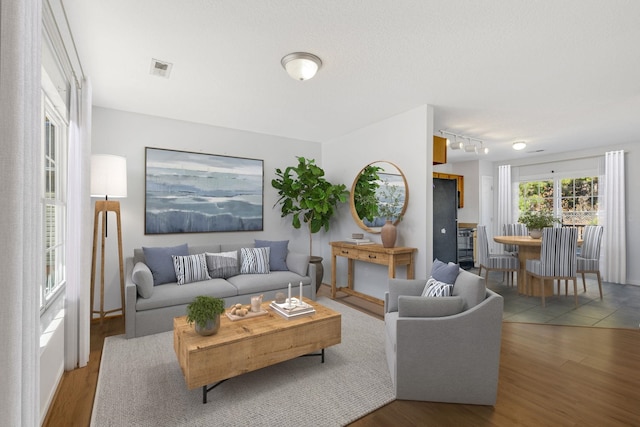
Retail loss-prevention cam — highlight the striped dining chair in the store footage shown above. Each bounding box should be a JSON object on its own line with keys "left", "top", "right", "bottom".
{"left": 525, "top": 227, "right": 579, "bottom": 307}
{"left": 575, "top": 225, "right": 604, "bottom": 299}
{"left": 477, "top": 225, "right": 519, "bottom": 287}
{"left": 502, "top": 223, "right": 529, "bottom": 255}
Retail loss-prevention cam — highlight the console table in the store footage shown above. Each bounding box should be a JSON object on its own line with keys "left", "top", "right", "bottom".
{"left": 330, "top": 241, "right": 417, "bottom": 305}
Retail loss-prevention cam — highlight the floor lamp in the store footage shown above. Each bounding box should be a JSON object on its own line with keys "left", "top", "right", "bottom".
{"left": 91, "top": 154, "right": 127, "bottom": 322}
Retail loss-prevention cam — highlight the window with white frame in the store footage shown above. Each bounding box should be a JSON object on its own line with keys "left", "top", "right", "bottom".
{"left": 42, "top": 96, "right": 67, "bottom": 311}
{"left": 518, "top": 175, "right": 599, "bottom": 237}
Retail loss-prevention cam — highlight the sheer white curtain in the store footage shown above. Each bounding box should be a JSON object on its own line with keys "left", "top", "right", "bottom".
{"left": 496, "top": 165, "right": 512, "bottom": 251}
{"left": 601, "top": 150, "right": 626, "bottom": 284}
{"left": 65, "top": 78, "right": 92, "bottom": 370}
{"left": 0, "top": 0, "right": 42, "bottom": 425}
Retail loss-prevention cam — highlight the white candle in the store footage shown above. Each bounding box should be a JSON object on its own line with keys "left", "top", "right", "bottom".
{"left": 299, "top": 281, "right": 303, "bottom": 304}
{"left": 288, "top": 282, "right": 292, "bottom": 306}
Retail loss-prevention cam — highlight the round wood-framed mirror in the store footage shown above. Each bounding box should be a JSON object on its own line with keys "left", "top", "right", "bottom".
{"left": 349, "top": 161, "right": 408, "bottom": 234}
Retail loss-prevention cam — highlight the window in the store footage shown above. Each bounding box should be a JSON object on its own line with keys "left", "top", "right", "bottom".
{"left": 518, "top": 175, "right": 599, "bottom": 237}
{"left": 42, "top": 97, "right": 67, "bottom": 311}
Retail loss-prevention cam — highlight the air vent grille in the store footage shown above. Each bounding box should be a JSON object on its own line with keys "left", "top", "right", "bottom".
{"left": 150, "top": 59, "right": 173, "bottom": 78}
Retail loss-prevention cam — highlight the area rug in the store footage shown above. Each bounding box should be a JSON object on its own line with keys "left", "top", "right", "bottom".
{"left": 91, "top": 297, "right": 394, "bottom": 427}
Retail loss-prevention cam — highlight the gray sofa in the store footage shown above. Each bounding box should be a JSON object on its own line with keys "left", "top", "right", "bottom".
{"left": 384, "top": 269, "right": 503, "bottom": 405}
{"left": 125, "top": 242, "right": 316, "bottom": 338}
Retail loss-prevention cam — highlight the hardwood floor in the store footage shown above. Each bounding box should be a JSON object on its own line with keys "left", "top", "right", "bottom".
{"left": 43, "top": 286, "right": 640, "bottom": 427}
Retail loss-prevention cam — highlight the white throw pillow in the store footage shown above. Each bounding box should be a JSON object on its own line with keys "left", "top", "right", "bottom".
{"left": 240, "top": 247, "right": 270, "bottom": 274}
{"left": 422, "top": 276, "right": 453, "bottom": 297}
{"left": 172, "top": 253, "right": 211, "bottom": 285}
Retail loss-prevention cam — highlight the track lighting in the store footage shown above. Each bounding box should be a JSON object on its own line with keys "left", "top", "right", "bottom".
{"left": 439, "top": 130, "right": 488, "bottom": 155}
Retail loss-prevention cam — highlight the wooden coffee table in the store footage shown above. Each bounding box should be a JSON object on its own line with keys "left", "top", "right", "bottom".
{"left": 173, "top": 297, "right": 341, "bottom": 403}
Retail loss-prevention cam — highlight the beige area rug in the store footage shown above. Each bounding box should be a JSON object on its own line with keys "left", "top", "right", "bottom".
{"left": 91, "top": 297, "right": 394, "bottom": 427}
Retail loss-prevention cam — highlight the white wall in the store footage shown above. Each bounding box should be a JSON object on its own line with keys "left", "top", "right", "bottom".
{"left": 322, "top": 105, "right": 433, "bottom": 300}
{"left": 91, "top": 107, "right": 322, "bottom": 314}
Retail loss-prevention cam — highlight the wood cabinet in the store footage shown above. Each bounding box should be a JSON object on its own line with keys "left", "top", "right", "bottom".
{"left": 433, "top": 172, "right": 464, "bottom": 208}
{"left": 433, "top": 135, "right": 447, "bottom": 165}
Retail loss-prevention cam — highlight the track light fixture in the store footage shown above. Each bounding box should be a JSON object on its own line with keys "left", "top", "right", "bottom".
{"left": 439, "top": 130, "right": 488, "bottom": 155}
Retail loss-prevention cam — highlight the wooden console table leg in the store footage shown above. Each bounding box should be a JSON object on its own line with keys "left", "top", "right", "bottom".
{"left": 331, "top": 254, "right": 337, "bottom": 299}
{"left": 347, "top": 258, "right": 354, "bottom": 291}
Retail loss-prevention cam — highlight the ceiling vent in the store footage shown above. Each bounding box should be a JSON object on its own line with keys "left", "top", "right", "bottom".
{"left": 150, "top": 58, "right": 173, "bottom": 78}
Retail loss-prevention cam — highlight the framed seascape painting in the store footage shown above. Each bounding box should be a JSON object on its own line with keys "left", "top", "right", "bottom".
{"left": 145, "top": 147, "right": 264, "bottom": 234}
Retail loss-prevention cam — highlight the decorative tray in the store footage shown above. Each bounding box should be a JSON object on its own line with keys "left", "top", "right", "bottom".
{"left": 225, "top": 308, "right": 268, "bottom": 321}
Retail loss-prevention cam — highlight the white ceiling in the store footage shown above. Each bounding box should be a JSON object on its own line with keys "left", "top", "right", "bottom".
{"left": 62, "top": 0, "right": 640, "bottom": 163}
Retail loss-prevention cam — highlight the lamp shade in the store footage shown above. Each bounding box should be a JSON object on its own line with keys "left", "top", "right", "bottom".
{"left": 281, "top": 52, "right": 322, "bottom": 81}
{"left": 91, "top": 154, "right": 127, "bottom": 198}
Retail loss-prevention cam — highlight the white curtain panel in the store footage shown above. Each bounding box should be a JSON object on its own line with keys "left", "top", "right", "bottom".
{"left": 601, "top": 150, "right": 626, "bottom": 284}
{"left": 0, "top": 0, "right": 43, "bottom": 425}
{"left": 496, "top": 165, "right": 512, "bottom": 252}
{"left": 64, "top": 78, "right": 92, "bottom": 370}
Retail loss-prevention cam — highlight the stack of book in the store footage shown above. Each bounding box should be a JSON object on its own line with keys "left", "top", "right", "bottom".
{"left": 270, "top": 298, "right": 316, "bottom": 319}
{"left": 343, "top": 237, "right": 375, "bottom": 245}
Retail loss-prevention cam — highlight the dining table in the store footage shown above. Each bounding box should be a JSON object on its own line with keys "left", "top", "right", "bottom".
{"left": 493, "top": 235, "right": 582, "bottom": 297}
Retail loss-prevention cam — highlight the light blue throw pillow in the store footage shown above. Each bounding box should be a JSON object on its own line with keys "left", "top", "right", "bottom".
{"left": 142, "top": 243, "right": 189, "bottom": 286}
{"left": 255, "top": 240, "right": 289, "bottom": 271}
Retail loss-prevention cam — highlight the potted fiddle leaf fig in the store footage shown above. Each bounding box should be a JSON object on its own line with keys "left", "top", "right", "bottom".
{"left": 272, "top": 156, "right": 349, "bottom": 255}
{"left": 186, "top": 296, "right": 225, "bottom": 336}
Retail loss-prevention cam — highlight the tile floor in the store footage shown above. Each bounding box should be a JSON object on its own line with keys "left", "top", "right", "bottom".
{"left": 476, "top": 269, "right": 640, "bottom": 329}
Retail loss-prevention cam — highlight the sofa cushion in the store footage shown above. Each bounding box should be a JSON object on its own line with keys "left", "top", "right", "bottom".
{"left": 135, "top": 278, "right": 238, "bottom": 312}
{"left": 132, "top": 262, "right": 154, "bottom": 299}
{"left": 172, "top": 253, "right": 211, "bottom": 285}
{"left": 452, "top": 269, "right": 486, "bottom": 310}
{"left": 422, "top": 277, "right": 453, "bottom": 297}
{"left": 143, "top": 244, "right": 189, "bottom": 286}
{"left": 431, "top": 258, "right": 460, "bottom": 284}
{"left": 255, "top": 239, "right": 289, "bottom": 271}
{"left": 286, "top": 252, "right": 309, "bottom": 277}
{"left": 240, "top": 247, "right": 270, "bottom": 274}
{"left": 205, "top": 251, "right": 239, "bottom": 278}
{"left": 226, "top": 271, "right": 311, "bottom": 295}
{"left": 398, "top": 295, "right": 465, "bottom": 317}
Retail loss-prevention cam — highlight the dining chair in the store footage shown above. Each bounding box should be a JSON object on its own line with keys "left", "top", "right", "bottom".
{"left": 525, "top": 227, "right": 579, "bottom": 307}
{"left": 575, "top": 225, "right": 604, "bottom": 299}
{"left": 502, "top": 223, "right": 528, "bottom": 255}
{"left": 477, "top": 225, "right": 519, "bottom": 287}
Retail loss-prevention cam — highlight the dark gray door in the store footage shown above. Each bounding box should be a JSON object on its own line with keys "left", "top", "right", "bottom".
{"left": 433, "top": 178, "right": 458, "bottom": 263}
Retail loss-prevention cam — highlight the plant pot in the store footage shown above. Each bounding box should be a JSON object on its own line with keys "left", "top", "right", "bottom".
{"left": 194, "top": 314, "right": 221, "bottom": 336}
{"left": 529, "top": 229, "right": 543, "bottom": 239}
{"left": 309, "top": 256, "right": 324, "bottom": 292}
{"left": 381, "top": 220, "right": 397, "bottom": 248}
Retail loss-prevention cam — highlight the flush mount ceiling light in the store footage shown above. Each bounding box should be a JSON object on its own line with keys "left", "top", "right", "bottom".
{"left": 512, "top": 141, "right": 527, "bottom": 151}
{"left": 281, "top": 52, "right": 322, "bottom": 81}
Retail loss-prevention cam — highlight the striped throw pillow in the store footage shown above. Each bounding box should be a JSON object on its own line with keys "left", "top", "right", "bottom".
{"left": 422, "top": 276, "right": 453, "bottom": 297}
{"left": 172, "top": 253, "right": 211, "bottom": 285}
{"left": 240, "top": 247, "right": 271, "bottom": 274}
{"left": 205, "top": 251, "right": 239, "bottom": 279}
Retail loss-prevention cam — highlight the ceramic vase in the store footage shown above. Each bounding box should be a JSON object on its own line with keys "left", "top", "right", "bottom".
{"left": 529, "top": 229, "right": 543, "bottom": 239}
{"left": 194, "top": 314, "right": 221, "bottom": 336}
{"left": 381, "top": 220, "right": 397, "bottom": 248}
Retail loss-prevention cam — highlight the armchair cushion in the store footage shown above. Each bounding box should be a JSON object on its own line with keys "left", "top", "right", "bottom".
{"left": 451, "top": 269, "right": 486, "bottom": 310}
{"left": 398, "top": 295, "right": 465, "bottom": 317}
{"left": 387, "top": 278, "right": 427, "bottom": 312}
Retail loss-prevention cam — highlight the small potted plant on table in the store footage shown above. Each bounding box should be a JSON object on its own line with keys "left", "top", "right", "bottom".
{"left": 186, "top": 296, "right": 225, "bottom": 336}
{"left": 518, "top": 210, "right": 560, "bottom": 239}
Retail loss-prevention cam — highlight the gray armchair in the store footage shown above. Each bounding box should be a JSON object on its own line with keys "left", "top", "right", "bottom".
{"left": 384, "top": 270, "right": 503, "bottom": 405}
